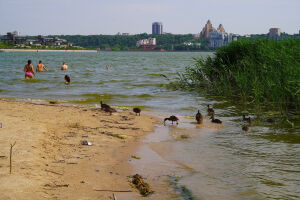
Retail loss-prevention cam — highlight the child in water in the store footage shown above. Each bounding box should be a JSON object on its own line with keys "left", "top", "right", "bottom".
{"left": 65, "top": 75, "right": 70, "bottom": 84}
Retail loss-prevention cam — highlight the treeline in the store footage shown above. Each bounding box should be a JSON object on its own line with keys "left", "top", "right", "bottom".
{"left": 238, "top": 32, "right": 300, "bottom": 41}
{"left": 51, "top": 33, "right": 210, "bottom": 51}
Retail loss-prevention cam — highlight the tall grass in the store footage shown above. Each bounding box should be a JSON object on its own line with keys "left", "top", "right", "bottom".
{"left": 174, "top": 39, "right": 300, "bottom": 111}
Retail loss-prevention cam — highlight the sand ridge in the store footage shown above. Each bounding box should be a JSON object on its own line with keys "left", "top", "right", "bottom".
{"left": 0, "top": 99, "right": 158, "bottom": 199}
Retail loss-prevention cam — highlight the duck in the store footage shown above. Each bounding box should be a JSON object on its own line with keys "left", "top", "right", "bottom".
{"left": 210, "top": 113, "right": 222, "bottom": 124}
{"left": 207, "top": 104, "right": 214, "bottom": 116}
{"left": 242, "top": 125, "right": 249, "bottom": 132}
{"left": 266, "top": 118, "right": 275, "bottom": 123}
{"left": 195, "top": 110, "right": 203, "bottom": 124}
{"left": 100, "top": 101, "right": 111, "bottom": 110}
{"left": 164, "top": 115, "right": 179, "bottom": 125}
{"left": 133, "top": 108, "right": 141, "bottom": 116}
{"left": 242, "top": 115, "right": 251, "bottom": 124}
{"left": 103, "top": 107, "right": 117, "bottom": 115}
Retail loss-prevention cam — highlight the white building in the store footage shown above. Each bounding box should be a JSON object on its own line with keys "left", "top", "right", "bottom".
{"left": 12, "top": 31, "right": 20, "bottom": 36}
{"left": 136, "top": 38, "right": 156, "bottom": 47}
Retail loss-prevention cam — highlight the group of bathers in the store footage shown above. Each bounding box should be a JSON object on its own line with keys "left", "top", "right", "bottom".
{"left": 24, "top": 59, "right": 70, "bottom": 84}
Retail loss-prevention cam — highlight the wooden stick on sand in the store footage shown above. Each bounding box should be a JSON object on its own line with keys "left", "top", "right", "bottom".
{"left": 9, "top": 141, "right": 16, "bottom": 174}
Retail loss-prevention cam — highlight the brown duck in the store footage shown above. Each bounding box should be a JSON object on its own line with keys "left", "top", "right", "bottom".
{"left": 207, "top": 104, "right": 214, "bottom": 116}
{"left": 103, "top": 107, "right": 117, "bottom": 115}
{"left": 164, "top": 115, "right": 179, "bottom": 125}
{"left": 242, "top": 115, "right": 251, "bottom": 124}
{"left": 242, "top": 125, "right": 249, "bottom": 132}
{"left": 100, "top": 101, "right": 110, "bottom": 109}
{"left": 195, "top": 110, "right": 203, "bottom": 124}
{"left": 133, "top": 108, "right": 141, "bottom": 116}
{"left": 210, "top": 113, "right": 222, "bottom": 124}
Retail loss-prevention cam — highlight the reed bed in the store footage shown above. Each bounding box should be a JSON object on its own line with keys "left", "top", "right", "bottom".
{"left": 172, "top": 39, "right": 300, "bottom": 111}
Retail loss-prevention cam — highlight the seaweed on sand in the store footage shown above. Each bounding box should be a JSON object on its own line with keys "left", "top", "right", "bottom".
{"left": 131, "top": 174, "right": 153, "bottom": 196}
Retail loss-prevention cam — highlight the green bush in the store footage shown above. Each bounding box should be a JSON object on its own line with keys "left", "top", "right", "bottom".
{"left": 175, "top": 39, "right": 300, "bottom": 110}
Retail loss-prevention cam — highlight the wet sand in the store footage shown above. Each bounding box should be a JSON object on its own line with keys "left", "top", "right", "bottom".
{"left": 0, "top": 99, "right": 158, "bottom": 200}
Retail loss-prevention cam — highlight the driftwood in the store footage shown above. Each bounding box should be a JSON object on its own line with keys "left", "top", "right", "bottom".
{"left": 131, "top": 174, "right": 153, "bottom": 196}
{"left": 44, "top": 183, "right": 69, "bottom": 188}
{"left": 45, "top": 169, "right": 63, "bottom": 175}
{"left": 9, "top": 142, "right": 16, "bottom": 174}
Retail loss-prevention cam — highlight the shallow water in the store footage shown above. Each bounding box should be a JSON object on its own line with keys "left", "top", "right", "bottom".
{"left": 0, "top": 51, "right": 299, "bottom": 199}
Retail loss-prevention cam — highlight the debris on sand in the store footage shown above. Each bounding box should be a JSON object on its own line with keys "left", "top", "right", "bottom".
{"left": 81, "top": 140, "right": 92, "bottom": 146}
{"left": 44, "top": 183, "right": 69, "bottom": 188}
{"left": 131, "top": 155, "right": 141, "bottom": 160}
{"left": 100, "top": 131, "right": 126, "bottom": 139}
{"left": 131, "top": 174, "right": 153, "bottom": 196}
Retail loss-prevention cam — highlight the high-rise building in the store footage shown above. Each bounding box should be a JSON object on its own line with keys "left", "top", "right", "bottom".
{"left": 152, "top": 22, "right": 163, "bottom": 34}
{"left": 217, "top": 24, "right": 225, "bottom": 32}
{"left": 210, "top": 31, "right": 232, "bottom": 48}
{"left": 200, "top": 20, "right": 216, "bottom": 38}
{"left": 268, "top": 28, "right": 281, "bottom": 39}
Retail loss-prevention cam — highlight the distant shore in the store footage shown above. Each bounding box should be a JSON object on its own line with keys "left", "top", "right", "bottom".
{"left": 0, "top": 49, "right": 97, "bottom": 53}
{"left": 0, "top": 48, "right": 214, "bottom": 53}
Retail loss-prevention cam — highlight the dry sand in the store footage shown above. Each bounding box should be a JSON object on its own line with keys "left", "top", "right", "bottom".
{"left": 0, "top": 99, "right": 159, "bottom": 200}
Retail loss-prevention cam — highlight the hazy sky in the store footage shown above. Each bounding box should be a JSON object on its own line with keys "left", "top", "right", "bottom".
{"left": 0, "top": 0, "right": 299, "bottom": 35}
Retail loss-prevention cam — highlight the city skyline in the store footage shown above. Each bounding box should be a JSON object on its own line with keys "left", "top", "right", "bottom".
{"left": 0, "top": 0, "right": 299, "bottom": 36}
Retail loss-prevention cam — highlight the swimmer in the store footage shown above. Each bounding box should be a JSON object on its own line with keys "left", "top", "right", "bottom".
{"left": 24, "top": 60, "right": 35, "bottom": 79}
{"left": 65, "top": 75, "right": 70, "bottom": 84}
{"left": 61, "top": 62, "right": 68, "bottom": 70}
{"left": 36, "top": 60, "right": 48, "bottom": 72}
{"left": 106, "top": 65, "right": 110, "bottom": 70}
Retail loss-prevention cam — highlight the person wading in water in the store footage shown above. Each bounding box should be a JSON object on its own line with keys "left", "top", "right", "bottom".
{"left": 36, "top": 60, "right": 48, "bottom": 72}
{"left": 24, "top": 60, "right": 35, "bottom": 79}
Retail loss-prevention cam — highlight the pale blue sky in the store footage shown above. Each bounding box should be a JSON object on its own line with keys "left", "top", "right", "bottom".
{"left": 0, "top": 0, "right": 299, "bottom": 35}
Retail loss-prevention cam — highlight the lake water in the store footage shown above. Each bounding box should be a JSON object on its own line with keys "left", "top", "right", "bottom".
{"left": 0, "top": 51, "right": 299, "bottom": 200}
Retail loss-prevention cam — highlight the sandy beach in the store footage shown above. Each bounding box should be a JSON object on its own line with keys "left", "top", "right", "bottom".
{"left": 0, "top": 99, "right": 158, "bottom": 200}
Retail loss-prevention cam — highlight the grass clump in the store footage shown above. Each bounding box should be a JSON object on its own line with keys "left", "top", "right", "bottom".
{"left": 180, "top": 134, "right": 189, "bottom": 139}
{"left": 174, "top": 39, "right": 300, "bottom": 111}
{"left": 131, "top": 155, "right": 141, "bottom": 160}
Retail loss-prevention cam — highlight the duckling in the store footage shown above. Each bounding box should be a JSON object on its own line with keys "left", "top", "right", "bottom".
{"left": 164, "top": 115, "right": 179, "bottom": 125}
{"left": 242, "top": 125, "right": 249, "bottom": 132}
{"left": 103, "top": 107, "right": 117, "bottom": 115}
{"left": 210, "top": 113, "right": 222, "bottom": 124}
{"left": 242, "top": 115, "right": 251, "bottom": 124}
{"left": 266, "top": 118, "right": 275, "bottom": 123}
{"left": 207, "top": 104, "right": 214, "bottom": 116}
{"left": 195, "top": 110, "right": 203, "bottom": 124}
{"left": 100, "top": 101, "right": 111, "bottom": 109}
{"left": 133, "top": 108, "right": 141, "bottom": 116}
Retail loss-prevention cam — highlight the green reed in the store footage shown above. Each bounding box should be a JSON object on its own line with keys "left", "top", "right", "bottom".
{"left": 173, "top": 39, "right": 300, "bottom": 112}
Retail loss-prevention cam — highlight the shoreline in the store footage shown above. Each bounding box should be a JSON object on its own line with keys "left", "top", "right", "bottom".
{"left": 0, "top": 99, "right": 159, "bottom": 199}
{"left": 0, "top": 49, "right": 97, "bottom": 53}
{"left": 0, "top": 48, "right": 214, "bottom": 53}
